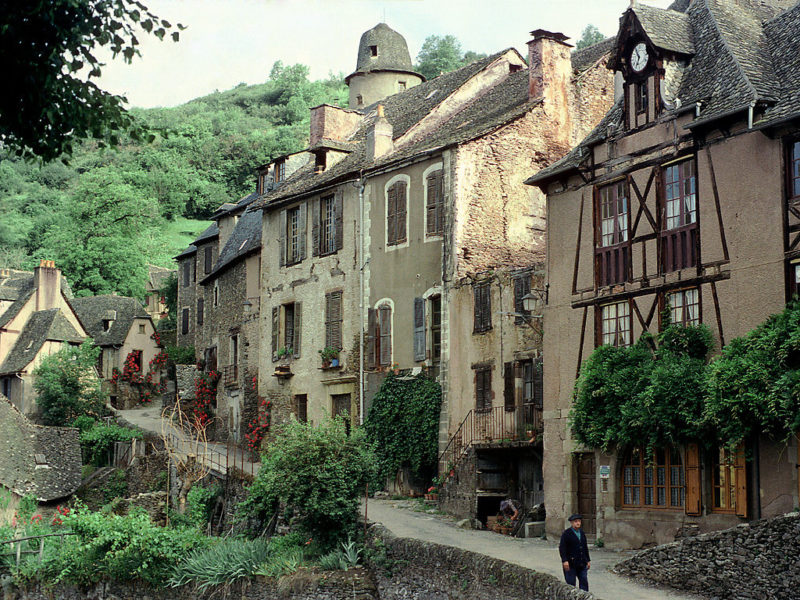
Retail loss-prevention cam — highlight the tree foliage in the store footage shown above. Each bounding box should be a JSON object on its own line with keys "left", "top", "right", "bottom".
{"left": 576, "top": 24, "right": 606, "bottom": 50}
{"left": 33, "top": 341, "right": 107, "bottom": 426}
{"left": 238, "top": 417, "right": 376, "bottom": 549}
{"left": 706, "top": 302, "right": 800, "bottom": 446}
{"left": 572, "top": 324, "right": 714, "bottom": 455}
{"left": 364, "top": 373, "right": 442, "bottom": 482}
{"left": 415, "top": 35, "right": 487, "bottom": 80}
{"left": 0, "top": 0, "right": 183, "bottom": 161}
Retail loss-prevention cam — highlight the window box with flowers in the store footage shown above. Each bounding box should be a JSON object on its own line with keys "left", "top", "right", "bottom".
{"left": 274, "top": 347, "right": 294, "bottom": 378}
{"left": 318, "top": 346, "right": 341, "bottom": 369}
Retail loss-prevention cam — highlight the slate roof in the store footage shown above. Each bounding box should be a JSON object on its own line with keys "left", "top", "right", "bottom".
{"left": 254, "top": 44, "right": 601, "bottom": 210}
{"left": 530, "top": 0, "right": 800, "bottom": 186}
{"left": 572, "top": 37, "right": 616, "bottom": 73}
{"left": 174, "top": 245, "right": 197, "bottom": 260}
{"left": 0, "top": 269, "right": 73, "bottom": 327}
{"left": 346, "top": 23, "right": 423, "bottom": 82}
{"left": 173, "top": 222, "right": 220, "bottom": 260}
{"left": 201, "top": 201, "right": 262, "bottom": 284}
{"left": 633, "top": 4, "right": 695, "bottom": 55}
{"left": 147, "top": 265, "right": 175, "bottom": 292}
{"left": 69, "top": 295, "right": 150, "bottom": 347}
{"left": 0, "top": 397, "right": 82, "bottom": 502}
{"left": 0, "top": 309, "right": 84, "bottom": 375}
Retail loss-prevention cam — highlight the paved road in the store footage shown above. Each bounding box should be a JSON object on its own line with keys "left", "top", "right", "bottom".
{"left": 364, "top": 498, "right": 705, "bottom": 600}
{"left": 113, "top": 404, "right": 260, "bottom": 476}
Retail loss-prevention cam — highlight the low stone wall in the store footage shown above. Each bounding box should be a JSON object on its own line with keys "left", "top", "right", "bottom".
{"left": 439, "top": 447, "right": 477, "bottom": 520}
{"left": 369, "top": 525, "right": 592, "bottom": 600}
{"left": 176, "top": 365, "right": 198, "bottom": 401}
{"left": 614, "top": 512, "right": 800, "bottom": 599}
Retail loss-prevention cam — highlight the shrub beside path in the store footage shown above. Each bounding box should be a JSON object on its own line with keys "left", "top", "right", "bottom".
{"left": 364, "top": 498, "right": 706, "bottom": 600}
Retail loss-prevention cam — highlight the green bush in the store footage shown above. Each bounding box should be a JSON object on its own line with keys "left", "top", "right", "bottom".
{"left": 364, "top": 373, "right": 441, "bottom": 482}
{"left": 170, "top": 537, "right": 270, "bottom": 590}
{"left": 169, "top": 483, "right": 220, "bottom": 529}
{"left": 572, "top": 324, "right": 713, "bottom": 454}
{"left": 167, "top": 344, "right": 196, "bottom": 365}
{"left": 40, "top": 507, "right": 208, "bottom": 586}
{"left": 33, "top": 340, "right": 107, "bottom": 426}
{"left": 79, "top": 423, "right": 142, "bottom": 466}
{"left": 238, "top": 417, "right": 376, "bottom": 550}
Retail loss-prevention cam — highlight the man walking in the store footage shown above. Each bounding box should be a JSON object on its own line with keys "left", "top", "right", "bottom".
{"left": 559, "top": 513, "right": 591, "bottom": 591}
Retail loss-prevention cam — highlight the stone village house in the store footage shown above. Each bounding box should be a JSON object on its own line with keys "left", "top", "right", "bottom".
{"left": 0, "top": 262, "right": 87, "bottom": 416}
{"left": 529, "top": 0, "right": 800, "bottom": 547}
{"left": 143, "top": 264, "right": 175, "bottom": 322}
{"left": 243, "top": 23, "right": 614, "bottom": 524}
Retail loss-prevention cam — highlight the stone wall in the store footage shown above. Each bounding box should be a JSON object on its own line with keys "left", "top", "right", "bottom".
{"left": 439, "top": 447, "right": 477, "bottom": 519}
{"left": 176, "top": 365, "right": 197, "bottom": 401}
{"left": 369, "top": 525, "right": 591, "bottom": 600}
{"left": 614, "top": 512, "right": 800, "bottom": 599}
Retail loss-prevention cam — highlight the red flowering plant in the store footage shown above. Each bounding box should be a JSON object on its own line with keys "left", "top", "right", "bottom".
{"left": 150, "top": 331, "right": 163, "bottom": 346}
{"left": 121, "top": 350, "right": 143, "bottom": 384}
{"left": 244, "top": 397, "right": 271, "bottom": 451}
{"left": 192, "top": 370, "right": 220, "bottom": 427}
{"left": 51, "top": 505, "right": 70, "bottom": 526}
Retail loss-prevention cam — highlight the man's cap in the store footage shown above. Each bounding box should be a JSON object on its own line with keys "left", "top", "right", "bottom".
{"left": 568, "top": 513, "right": 582, "bottom": 522}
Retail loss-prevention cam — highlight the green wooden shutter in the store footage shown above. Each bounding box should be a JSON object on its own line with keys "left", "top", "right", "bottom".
{"left": 413, "top": 297, "right": 425, "bottom": 362}
{"left": 271, "top": 306, "right": 279, "bottom": 362}
{"left": 293, "top": 302, "right": 302, "bottom": 359}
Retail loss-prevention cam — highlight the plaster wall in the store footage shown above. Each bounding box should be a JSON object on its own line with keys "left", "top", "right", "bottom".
{"left": 259, "top": 183, "right": 361, "bottom": 431}
{"left": 119, "top": 317, "right": 161, "bottom": 377}
{"left": 347, "top": 70, "right": 422, "bottom": 109}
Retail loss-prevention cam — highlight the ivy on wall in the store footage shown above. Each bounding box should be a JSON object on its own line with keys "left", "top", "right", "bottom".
{"left": 573, "top": 302, "right": 800, "bottom": 454}
{"left": 365, "top": 373, "right": 442, "bottom": 481}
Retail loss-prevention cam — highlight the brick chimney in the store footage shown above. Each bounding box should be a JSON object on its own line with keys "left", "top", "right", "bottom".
{"left": 309, "top": 104, "right": 362, "bottom": 147}
{"left": 527, "top": 30, "right": 573, "bottom": 106}
{"left": 366, "top": 104, "right": 394, "bottom": 161}
{"left": 33, "top": 260, "right": 61, "bottom": 311}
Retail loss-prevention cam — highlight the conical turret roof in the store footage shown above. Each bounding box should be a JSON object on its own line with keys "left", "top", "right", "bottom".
{"left": 347, "top": 23, "right": 423, "bottom": 81}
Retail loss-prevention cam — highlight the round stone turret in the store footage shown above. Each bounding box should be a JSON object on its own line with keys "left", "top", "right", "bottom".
{"left": 345, "top": 23, "right": 425, "bottom": 109}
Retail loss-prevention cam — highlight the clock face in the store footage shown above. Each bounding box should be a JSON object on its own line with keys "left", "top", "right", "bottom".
{"left": 630, "top": 42, "right": 649, "bottom": 72}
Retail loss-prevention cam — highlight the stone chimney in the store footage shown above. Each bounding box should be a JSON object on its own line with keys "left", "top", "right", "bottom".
{"left": 309, "top": 104, "right": 362, "bottom": 147}
{"left": 366, "top": 105, "right": 394, "bottom": 161}
{"left": 527, "top": 30, "right": 573, "bottom": 106}
{"left": 33, "top": 260, "right": 61, "bottom": 311}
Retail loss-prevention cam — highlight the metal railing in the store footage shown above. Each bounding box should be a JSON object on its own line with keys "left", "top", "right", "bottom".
{"left": 164, "top": 430, "right": 258, "bottom": 479}
{"left": 222, "top": 364, "right": 239, "bottom": 389}
{"left": 439, "top": 403, "right": 542, "bottom": 474}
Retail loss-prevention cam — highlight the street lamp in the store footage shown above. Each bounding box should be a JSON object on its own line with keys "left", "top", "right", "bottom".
{"left": 521, "top": 285, "right": 548, "bottom": 318}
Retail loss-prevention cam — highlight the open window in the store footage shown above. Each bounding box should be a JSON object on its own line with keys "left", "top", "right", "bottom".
{"left": 271, "top": 302, "right": 302, "bottom": 361}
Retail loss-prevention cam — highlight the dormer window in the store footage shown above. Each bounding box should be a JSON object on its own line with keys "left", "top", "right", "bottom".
{"left": 275, "top": 159, "right": 285, "bottom": 182}
{"left": 356, "top": 95, "right": 363, "bottom": 106}
{"left": 314, "top": 151, "right": 327, "bottom": 174}
{"left": 398, "top": 81, "right": 406, "bottom": 91}
{"left": 369, "top": 45, "right": 378, "bottom": 57}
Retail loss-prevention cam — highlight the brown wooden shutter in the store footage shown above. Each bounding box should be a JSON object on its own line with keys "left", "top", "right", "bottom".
{"left": 475, "top": 370, "right": 484, "bottom": 411}
{"left": 685, "top": 443, "right": 701, "bottom": 516}
{"left": 197, "top": 298, "right": 204, "bottom": 325}
{"left": 503, "top": 362, "right": 515, "bottom": 410}
{"left": 396, "top": 182, "right": 407, "bottom": 243}
{"left": 181, "top": 308, "right": 189, "bottom": 335}
{"left": 366, "top": 308, "right": 377, "bottom": 369}
{"left": 426, "top": 175, "right": 437, "bottom": 235}
{"left": 413, "top": 297, "right": 426, "bottom": 362}
{"left": 279, "top": 210, "right": 287, "bottom": 267}
{"left": 204, "top": 247, "right": 212, "bottom": 274}
{"left": 332, "top": 292, "right": 342, "bottom": 349}
{"left": 334, "top": 191, "right": 344, "bottom": 251}
{"left": 293, "top": 302, "right": 302, "bottom": 359}
{"left": 387, "top": 185, "right": 397, "bottom": 245}
{"left": 311, "top": 198, "right": 320, "bottom": 257}
{"left": 474, "top": 285, "right": 481, "bottom": 332}
{"left": 379, "top": 305, "right": 392, "bottom": 366}
{"left": 533, "top": 357, "right": 543, "bottom": 407}
{"left": 734, "top": 443, "right": 748, "bottom": 518}
{"left": 298, "top": 203, "right": 307, "bottom": 261}
{"left": 271, "top": 306, "right": 279, "bottom": 362}
{"left": 436, "top": 170, "right": 444, "bottom": 234}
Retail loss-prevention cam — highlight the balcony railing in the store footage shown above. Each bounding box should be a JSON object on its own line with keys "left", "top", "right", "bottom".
{"left": 595, "top": 243, "right": 629, "bottom": 287}
{"left": 439, "top": 403, "right": 542, "bottom": 474}
{"left": 222, "top": 364, "right": 239, "bottom": 389}
{"left": 661, "top": 224, "right": 698, "bottom": 273}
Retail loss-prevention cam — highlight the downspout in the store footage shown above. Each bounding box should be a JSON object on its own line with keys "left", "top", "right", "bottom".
{"left": 358, "top": 173, "right": 366, "bottom": 426}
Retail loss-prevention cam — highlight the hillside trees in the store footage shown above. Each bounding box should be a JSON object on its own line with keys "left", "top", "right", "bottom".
{"left": 415, "top": 35, "right": 488, "bottom": 80}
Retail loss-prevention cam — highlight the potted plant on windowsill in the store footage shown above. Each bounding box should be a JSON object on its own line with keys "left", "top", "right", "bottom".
{"left": 318, "top": 346, "right": 340, "bottom": 369}
{"left": 274, "top": 347, "right": 293, "bottom": 376}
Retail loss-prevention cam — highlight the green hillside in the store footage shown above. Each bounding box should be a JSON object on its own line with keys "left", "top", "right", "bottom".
{"left": 0, "top": 62, "right": 347, "bottom": 298}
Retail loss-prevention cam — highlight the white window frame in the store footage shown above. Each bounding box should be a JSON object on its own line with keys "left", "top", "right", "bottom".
{"left": 384, "top": 174, "right": 410, "bottom": 252}
{"left": 422, "top": 163, "right": 444, "bottom": 242}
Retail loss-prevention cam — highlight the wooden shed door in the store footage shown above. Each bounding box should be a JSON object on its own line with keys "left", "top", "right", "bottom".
{"left": 576, "top": 453, "right": 596, "bottom": 535}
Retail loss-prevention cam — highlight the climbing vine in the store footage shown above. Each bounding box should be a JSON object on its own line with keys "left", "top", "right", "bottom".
{"left": 571, "top": 322, "right": 714, "bottom": 455}
{"left": 706, "top": 301, "right": 800, "bottom": 446}
{"left": 364, "top": 373, "right": 442, "bottom": 481}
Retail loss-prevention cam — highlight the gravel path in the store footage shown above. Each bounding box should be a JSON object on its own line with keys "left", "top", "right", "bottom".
{"left": 364, "top": 498, "right": 705, "bottom": 600}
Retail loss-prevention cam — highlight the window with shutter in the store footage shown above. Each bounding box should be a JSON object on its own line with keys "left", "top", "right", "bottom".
{"left": 513, "top": 274, "right": 531, "bottom": 324}
{"left": 426, "top": 170, "right": 444, "bottom": 236}
{"left": 685, "top": 442, "right": 702, "bottom": 516}
{"left": 621, "top": 446, "right": 684, "bottom": 509}
{"left": 181, "top": 308, "right": 189, "bottom": 335}
{"left": 286, "top": 206, "right": 303, "bottom": 265}
{"left": 334, "top": 192, "right": 344, "bottom": 251}
{"left": 595, "top": 180, "right": 630, "bottom": 287}
{"left": 660, "top": 159, "right": 698, "bottom": 273}
{"left": 183, "top": 261, "right": 190, "bottom": 287}
{"left": 475, "top": 367, "right": 492, "bottom": 412}
{"left": 378, "top": 304, "right": 392, "bottom": 366}
{"left": 197, "top": 298, "right": 204, "bottom": 325}
{"left": 325, "top": 291, "right": 343, "bottom": 349}
{"left": 292, "top": 301, "right": 302, "bottom": 359}
{"left": 473, "top": 281, "right": 492, "bottom": 333}
{"left": 413, "top": 297, "right": 425, "bottom": 362}
{"left": 712, "top": 444, "right": 747, "bottom": 516}
{"left": 386, "top": 181, "right": 407, "bottom": 246}
{"left": 533, "top": 357, "right": 543, "bottom": 407}
{"left": 318, "top": 195, "right": 336, "bottom": 255}
{"left": 294, "top": 394, "right": 308, "bottom": 423}
{"left": 503, "top": 362, "right": 514, "bottom": 411}
{"left": 204, "top": 247, "right": 212, "bottom": 274}
{"left": 271, "top": 306, "right": 279, "bottom": 362}
{"left": 366, "top": 308, "right": 377, "bottom": 369}
{"left": 430, "top": 295, "right": 442, "bottom": 364}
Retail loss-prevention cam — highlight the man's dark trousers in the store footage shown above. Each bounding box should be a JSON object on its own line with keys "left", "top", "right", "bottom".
{"left": 564, "top": 565, "right": 589, "bottom": 591}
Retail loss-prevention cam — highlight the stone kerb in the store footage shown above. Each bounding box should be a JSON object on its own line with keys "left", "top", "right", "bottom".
{"left": 614, "top": 512, "right": 800, "bottom": 599}
{"left": 368, "top": 524, "right": 595, "bottom": 600}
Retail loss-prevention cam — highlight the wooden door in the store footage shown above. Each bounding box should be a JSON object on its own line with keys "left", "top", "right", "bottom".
{"left": 576, "top": 453, "right": 596, "bottom": 535}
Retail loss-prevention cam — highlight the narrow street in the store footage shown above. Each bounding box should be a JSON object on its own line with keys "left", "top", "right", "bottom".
{"left": 364, "top": 498, "right": 705, "bottom": 600}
